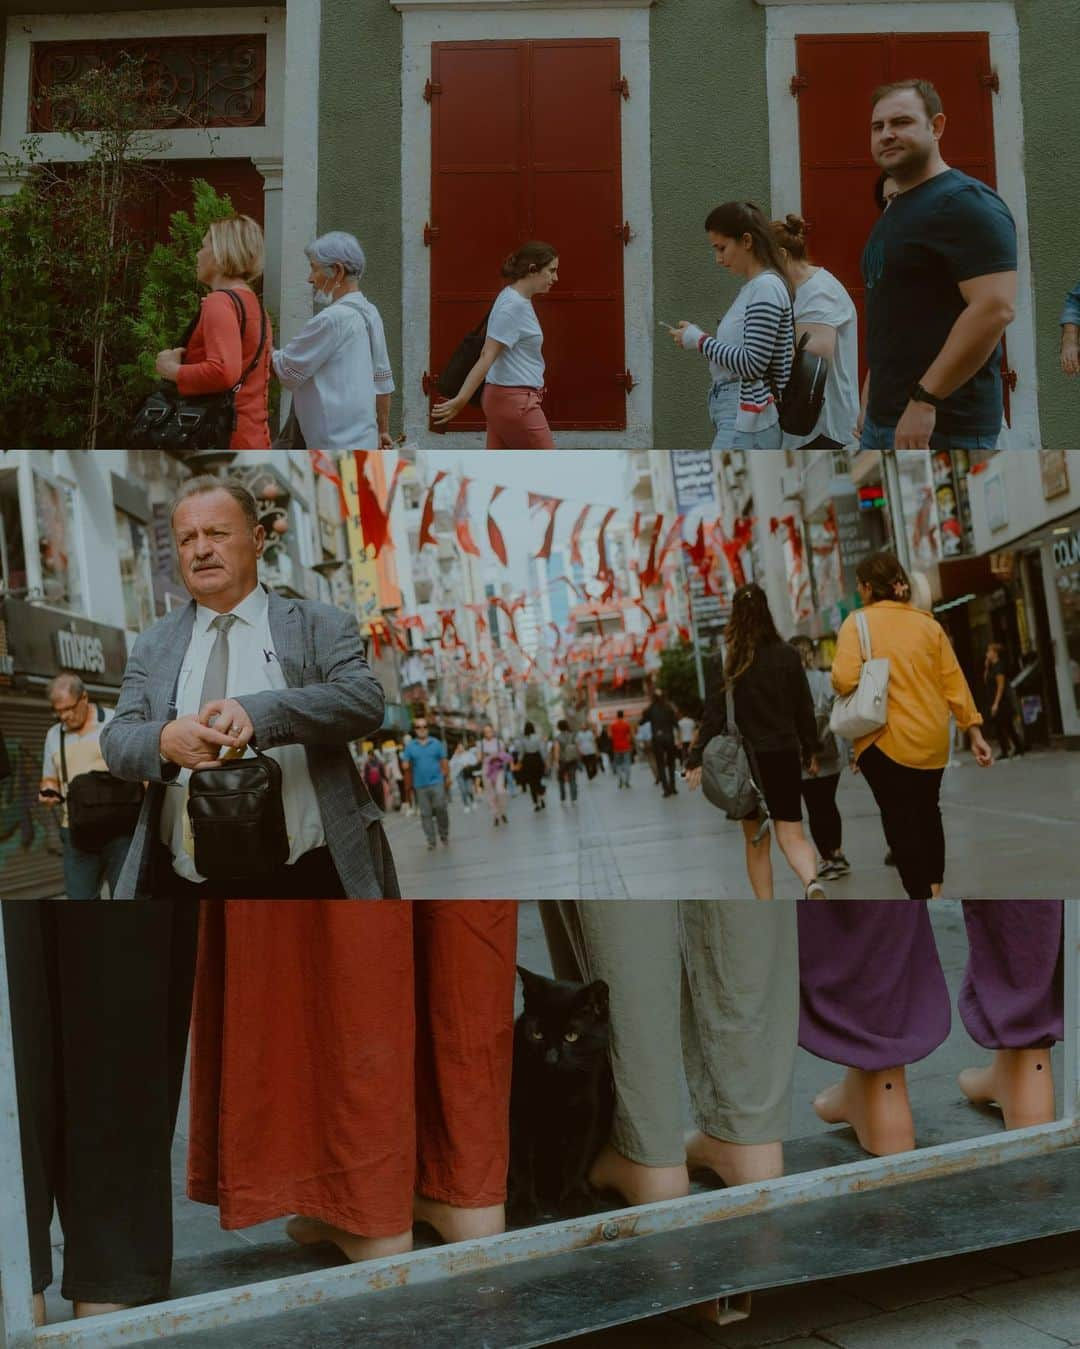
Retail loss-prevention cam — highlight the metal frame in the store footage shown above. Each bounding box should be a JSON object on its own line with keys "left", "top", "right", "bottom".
{"left": 2, "top": 901, "right": 1078, "bottom": 1348}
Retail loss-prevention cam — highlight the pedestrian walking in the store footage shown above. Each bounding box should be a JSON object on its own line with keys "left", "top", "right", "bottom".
{"left": 151, "top": 215, "right": 271, "bottom": 450}
{"left": 860, "top": 79, "right": 1017, "bottom": 450}
{"left": 403, "top": 717, "right": 451, "bottom": 851}
{"left": 100, "top": 474, "right": 398, "bottom": 899}
{"left": 360, "top": 744, "right": 387, "bottom": 812}
{"left": 480, "top": 723, "right": 511, "bottom": 825}
{"left": 597, "top": 723, "right": 613, "bottom": 773}
{"left": 271, "top": 231, "right": 395, "bottom": 450}
{"left": 576, "top": 724, "right": 600, "bottom": 780}
{"left": 686, "top": 583, "right": 826, "bottom": 901}
{"left": 983, "top": 641, "right": 1025, "bottom": 760}
{"left": 381, "top": 740, "right": 404, "bottom": 811}
{"left": 449, "top": 741, "right": 477, "bottom": 812}
{"left": 640, "top": 689, "right": 680, "bottom": 797}
{"left": 539, "top": 900, "right": 798, "bottom": 1208}
{"left": 635, "top": 717, "right": 659, "bottom": 785}
{"left": 832, "top": 552, "right": 993, "bottom": 900}
{"left": 790, "top": 638, "right": 851, "bottom": 881}
{"left": 609, "top": 710, "right": 634, "bottom": 789}
{"left": 1061, "top": 277, "right": 1080, "bottom": 376}
{"left": 771, "top": 214, "right": 860, "bottom": 451}
{"left": 676, "top": 709, "right": 697, "bottom": 766}
{"left": 552, "top": 718, "right": 581, "bottom": 805}
{"left": 671, "top": 200, "right": 795, "bottom": 451}
{"left": 430, "top": 241, "right": 559, "bottom": 448}
{"left": 519, "top": 721, "right": 548, "bottom": 811}
{"left": 4, "top": 900, "right": 199, "bottom": 1327}
{"left": 798, "top": 900, "right": 1062, "bottom": 1156}
{"left": 38, "top": 674, "right": 136, "bottom": 900}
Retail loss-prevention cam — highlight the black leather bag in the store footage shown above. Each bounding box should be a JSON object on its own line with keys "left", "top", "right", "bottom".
{"left": 777, "top": 331, "right": 829, "bottom": 436}
{"left": 60, "top": 710, "right": 144, "bottom": 853}
{"left": 187, "top": 747, "right": 290, "bottom": 883}
{"left": 129, "top": 290, "right": 267, "bottom": 452}
{"left": 436, "top": 306, "right": 492, "bottom": 407}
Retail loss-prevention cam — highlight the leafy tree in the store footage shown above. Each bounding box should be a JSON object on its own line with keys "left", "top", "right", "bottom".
{"left": 656, "top": 641, "right": 705, "bottom": 719}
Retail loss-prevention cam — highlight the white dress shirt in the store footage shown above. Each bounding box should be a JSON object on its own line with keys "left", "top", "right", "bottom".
{"left": 159, "top": 584, "right": 326, "bottom": 882}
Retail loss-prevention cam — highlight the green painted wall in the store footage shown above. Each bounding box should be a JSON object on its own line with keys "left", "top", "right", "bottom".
{"left": 650, "top": 0, "right": 770, "bottom": 448}
{"left": 1017, "top": 0, "right": 1079, "bottom": 448}
{"left": 318, "top": 0, "right": 404, "bottom": 438}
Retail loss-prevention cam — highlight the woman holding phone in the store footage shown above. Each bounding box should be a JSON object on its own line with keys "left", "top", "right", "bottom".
{"left": 431, "top": 242, "right": 559, "bottom": 448}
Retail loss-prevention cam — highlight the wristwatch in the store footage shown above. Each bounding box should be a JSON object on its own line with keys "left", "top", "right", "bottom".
{"left": 908, "top": 381, "right": 946, "bottom": 410}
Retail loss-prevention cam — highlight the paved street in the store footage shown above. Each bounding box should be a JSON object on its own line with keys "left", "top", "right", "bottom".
{"left": 386, "top": 749, "right": 1080, "bottom": 900}
{"left": 20, "top": 901, "right": 1074, "bottom": 1349}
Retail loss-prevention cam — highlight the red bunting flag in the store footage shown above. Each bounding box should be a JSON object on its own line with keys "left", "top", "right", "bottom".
{"left": 632, "top": 511, "right": 641, "bottom": 544}
{"left": 353, "top": 451, "right": 390, "bottom": 554}
{"left": 494, "top": 594, "right": 526, "bottom": 645}
{"left": 528, "top": 492, "right": 564, "bottom": 561}
{"left": 548, "top": 622, "right": 562, "bottom": 651}
{"left": 384, "top": 457, "right": 408, "bottom": 518}
{"left": 550, "top": 575, "right": 584, "bottom": 602}
{"left": 487, "top": 485, "right": 509, "bottom": 566}
{"left": 595, "top": 507, "right": 617, "bottom": 582}
{"left": 569, "top": 505, "right": 590, "bottom": 567}
{"left": 656, "top": 514, "right": 686, "bottom": 573}
{"left": 638, "top": 513, "right": 664, "bottom": 590}
{"left": 418, "top": 470, "right": 448, "bottom": 550}
{"left": 308, "top": 450, "right": 349, "bottom": 521}
{"left": 453, "top": 478, "right": 482, "bottom": 556}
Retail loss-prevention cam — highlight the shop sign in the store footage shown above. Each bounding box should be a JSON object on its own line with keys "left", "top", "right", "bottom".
{"left": 1041, "top": 451, "right": 1071, "bottom": 501}
{"left": 1053, "top": 531, "right": 1080, "bottom": 571}
{"left": 833, "top": 490, "right": 879, "bottom": 594}
{"left": 670, "top": 450, "right": 716, "bottom": 514}
{"left": 2, "top": 599, "right": 128, "bottom": 686}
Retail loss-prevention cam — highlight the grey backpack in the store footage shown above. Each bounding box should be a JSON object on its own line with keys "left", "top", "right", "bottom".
{"left": 701, "top": 663, "right": 770, "bottom": 841}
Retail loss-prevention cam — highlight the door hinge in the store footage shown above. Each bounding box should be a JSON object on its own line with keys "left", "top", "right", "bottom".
{"left": 424, "top": 79, "right": 442, "bottom": 102}
{"left": 615, "top": 221, "right": 633, "bottom": 246}
{"left": 613, "top": 76, "right": 630, "bottom": 100}
{"left": 616, "top": 369, "right": 635, "bottom": 392}
{"left": 979, "top": 69, "right": 1000, "bottom": 93}
{"left": 790, "top": 73, "right": 809, "bottom": 97}
{"left": 1004, "top": 367, "right": 1018, "bottom": 394}
{"left": 422, "top": 371, "right": 436, "bottom": 396}
{"left": 423, "top": 222, "right": 439, "bottom": 246}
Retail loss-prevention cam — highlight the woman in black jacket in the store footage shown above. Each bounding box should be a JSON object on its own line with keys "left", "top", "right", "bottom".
{"left": 686, "top": 583, "right": 826, "bottom": 900}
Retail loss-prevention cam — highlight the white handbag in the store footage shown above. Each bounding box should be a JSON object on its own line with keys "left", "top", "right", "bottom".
{"left": 829, "top": 609, "right": 889, "bottom": 739}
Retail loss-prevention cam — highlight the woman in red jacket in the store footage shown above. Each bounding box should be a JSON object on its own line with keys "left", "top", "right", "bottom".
{"left": 154, "top": 215, "right": 272, "bottom": 450}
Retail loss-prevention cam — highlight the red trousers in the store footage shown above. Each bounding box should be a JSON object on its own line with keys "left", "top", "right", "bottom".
{"left": 188, "top": 900, "right": 517, "bottom": 1236}
{"left": 481, "top": 384, "right": 555, "bottom": 448}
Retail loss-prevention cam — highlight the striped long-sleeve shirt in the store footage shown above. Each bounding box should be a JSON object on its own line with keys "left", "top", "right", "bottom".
{"left": 683, "top": 270, "right": 794, "bottom": 434}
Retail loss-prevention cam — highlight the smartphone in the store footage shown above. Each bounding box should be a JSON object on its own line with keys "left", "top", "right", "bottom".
{"left": 658, "top": 320, "right": 678, "bottom": 332}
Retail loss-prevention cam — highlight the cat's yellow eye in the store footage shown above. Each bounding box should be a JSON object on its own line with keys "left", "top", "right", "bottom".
{"left": 564, "top": 1031, "right": 579, "bottom": 1043}
{"left": 530, "top": 1029, "right": 543, "bottom": 1040}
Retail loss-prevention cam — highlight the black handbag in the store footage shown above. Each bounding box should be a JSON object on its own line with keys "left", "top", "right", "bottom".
{"left": 768, "top": 300, "right": 830, "bottom": 437}
{"left": 60, "top": 708, "right": 144, "bottom": 853}
{"left": 436, "top": 306, "right": 492, "bottom": 407}
{"left": 187, "top": 746, "right": 290, "bottom": 884}
{"left": 129, "top": 290, "right": 268, "bottom": 452}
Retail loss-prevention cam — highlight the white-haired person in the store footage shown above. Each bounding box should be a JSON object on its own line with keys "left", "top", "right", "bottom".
{"left": 154, "top": 215, "right": 272, "bottom": 450}
{"left": 271, "top": 231, "right": 395, "bottom": 450}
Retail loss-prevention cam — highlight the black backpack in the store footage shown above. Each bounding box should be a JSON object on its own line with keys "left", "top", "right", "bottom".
{"left": 767, "top": 293, "right": 830, "bottom": 437}
{"left": 436, "top": 306, "right": 492, "bottom": 407}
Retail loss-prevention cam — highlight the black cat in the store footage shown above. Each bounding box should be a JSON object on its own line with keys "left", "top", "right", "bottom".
{"left": 507, "top": 965, "right": 614, "bottom": 1225}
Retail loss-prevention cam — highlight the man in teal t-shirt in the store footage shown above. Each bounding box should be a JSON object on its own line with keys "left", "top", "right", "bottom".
{"left": 403, "top": 716, "right": 450, "bottom": 850}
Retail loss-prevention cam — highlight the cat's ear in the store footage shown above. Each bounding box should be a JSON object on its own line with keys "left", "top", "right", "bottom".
{"left": 517, "top": 965, "right": 544, "bottom": 995}
{"left": 582, "top": 980, "right": 610, "bottom": 1019}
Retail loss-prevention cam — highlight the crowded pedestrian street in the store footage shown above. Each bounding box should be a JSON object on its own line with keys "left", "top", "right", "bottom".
{"left": 387, "top": 745, "right": 1080, "bottom": 901}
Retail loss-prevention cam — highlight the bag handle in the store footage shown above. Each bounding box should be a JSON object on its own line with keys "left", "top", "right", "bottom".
{"left": 223, "top": 289, "right": 267, "bottom": 396}
{"left": 854, "top": 608, "right": 873, "bottom": 664}
{"left": 58, "top": 724, "right": 68, "bottom": 792}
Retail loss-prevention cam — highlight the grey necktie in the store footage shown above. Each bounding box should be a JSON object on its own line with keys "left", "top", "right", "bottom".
{"left": 199, "top": 613, "right": 239, "bottom": 714}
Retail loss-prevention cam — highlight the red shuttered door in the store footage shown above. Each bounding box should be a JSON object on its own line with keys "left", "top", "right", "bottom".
{"left": 428, "top": 39, "right": 627, "bottom": 432}
{"left": 795, "top": 32, "right": 1013, "bottom": 423}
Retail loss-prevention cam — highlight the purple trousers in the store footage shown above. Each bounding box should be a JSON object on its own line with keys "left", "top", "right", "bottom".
{"left": 798, "top": 901, "right": 1064, "bottom": 1070}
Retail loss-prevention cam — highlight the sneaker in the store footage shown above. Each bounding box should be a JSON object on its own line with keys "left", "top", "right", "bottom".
{"left": 830, "top": 854, "right": 851, "bottom": 877}
{"left": 816, "top": 860, "right": 837, "bottom": 880}
{"left": 426, "top": 841, "right": 436, "bottom": 852}
{"left": 805, "top": 881, "right": 827, "bottom": 900}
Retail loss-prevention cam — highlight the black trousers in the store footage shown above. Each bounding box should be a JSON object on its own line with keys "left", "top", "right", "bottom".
{"left": 992, "top": 703, "right": 1025, "bottom": 757}
{"left": 3, "top": 899, "right": 199, "bottom": 1302}
{"left": 166, "top": 845, "right": 346, "bottom": 900}
{"left": 800, "top": 772, "right": 844, "bottom": 858}
{"left": 654, "top": 736, "right": 678, "bottom": 794}
{"left": 858, "top": 744, "right": 946, "bottom": 900}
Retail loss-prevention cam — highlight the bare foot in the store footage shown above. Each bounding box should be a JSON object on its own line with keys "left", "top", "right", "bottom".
{"left": 285, "top": 1214, "right": 413, "bottom": 1262}
{"left": 588, "top": 1142, "right": 689, "bottom": 1207}
{"left": 33, "top": 1292, "right": 46, "bottom": 1327}
{"left": 685, "top": 1131, "right": 783, "bottom": 1185}
{"left": 412, "top": 1196, "right": 505, "bottom": 1243}
{"left": 74, "top": 1302, "right": 131, "bottom": 1318}
{"left": 813, "top": 1067, "right": 915, "bottom": 1156}
{"left": 958, "top": 1049, "right": 1056, "bottom": 1131}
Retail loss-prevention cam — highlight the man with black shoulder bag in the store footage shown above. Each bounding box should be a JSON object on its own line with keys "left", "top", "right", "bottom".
{"left": 38, "top": 674, "right": 139, "bottom": 900}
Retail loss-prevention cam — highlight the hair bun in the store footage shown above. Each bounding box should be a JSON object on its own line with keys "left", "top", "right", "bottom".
{"left": 785, "top": 213, "right": 808, "bottom": 237}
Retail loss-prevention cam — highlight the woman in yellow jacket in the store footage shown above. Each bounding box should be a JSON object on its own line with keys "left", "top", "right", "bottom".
{"left": 832, "top": 552, "right": 993, "bottom": 899}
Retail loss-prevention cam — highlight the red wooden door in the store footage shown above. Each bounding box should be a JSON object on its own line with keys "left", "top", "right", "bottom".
{"left": 428, "top": 39, "right": 627, "bottom": 432}
{"left": 795, "top": 32, "right": 1013, "bottom": 423}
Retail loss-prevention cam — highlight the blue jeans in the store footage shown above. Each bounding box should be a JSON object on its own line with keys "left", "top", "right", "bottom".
{"left": 60, "top": 828, "right": 131, "bottom": 900}
{"left": 708, "top": 381, "right": 783, "bottom": 450}
{"left": 455, "top": 774, "right": 473, "bottom": 807}
{"left": 860, "top": 415, "right": 1000, "bottom": 451}
{"left": 613, "top": 751, "right": 632, "bottom": 787}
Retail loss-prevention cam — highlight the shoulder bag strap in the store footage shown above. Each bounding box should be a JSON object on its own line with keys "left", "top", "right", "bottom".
{"left": 223, "top": 290, "right": 267, "bottom": 395}
{"left": 58, "top": 726, "right": 68, "bottom": 791}
{"left": 854, "top": 608, "right": 872, "bottom": 663}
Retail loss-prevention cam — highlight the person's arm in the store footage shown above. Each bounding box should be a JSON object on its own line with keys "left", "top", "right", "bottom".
{"left": 430, "top": 336, "right": 507, "bottom": 424}
{"left": 366, "top": 305, "right": 397, "bottom": 447}
{"left": 991, "top": 671, "right": 1007, "bottom": 716}
{"left": 830, "top": 618, "right": 862, "bottom": 697}
{"left": 441, "top": 746, "right": 451, "bottom": 787}
{"left": 795, "top": 321, "right": 838, "bottom": 361}
{"left": 1060, "top": 284, "right": 1080, "bottom": 376}
{"left": 938, "top": 631, "right": 983, "bottom": 732}
{"left": 678, "top": 288, "right": 788, "bottom": 379}
{"left": 685, "top": 660, "right": 728, "bottom": 771}
{"left": 793, "top": 661, "right": 821, "bottom": 763}
{"left": 99, "top": 631, "right": 187, "bottom": 784}
{"left": 856, "top": 370, "right": 870, "bottom": 439}
{"left": 174, "top": 292, "right": 245, "bottom": 394}
{"left": 376, "top": 393, "right": 393, "bottom": 449}
{"left": 271, "top": 310, "right": 341, "bottom": 390}
{"left": 38, "top": 728, "right": 61, "bottom": 805}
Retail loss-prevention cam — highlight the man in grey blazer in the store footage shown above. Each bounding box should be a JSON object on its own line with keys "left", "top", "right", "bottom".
{"left": 101, "top": 475, "right": 398, "bottom": 900}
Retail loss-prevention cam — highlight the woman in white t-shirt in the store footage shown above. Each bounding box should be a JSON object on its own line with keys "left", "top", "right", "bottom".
{"left": 771, "top": 214, "right": 860, "bottom": 451}
{"left": 672, "top": 201, "right": 795, "bottom": 451}
{"left": 431, "top": 241, "right": 559, "bottom": 448}
{"left": 272, "top": 232, "right": 395, "bottom": 450}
